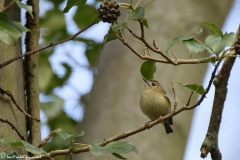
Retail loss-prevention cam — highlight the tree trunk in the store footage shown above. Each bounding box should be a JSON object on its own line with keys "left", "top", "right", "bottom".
{"left": 0, "top": 1, "right": 27, "bottom": 155}
{"left": 76, "top": 0, "right": 233, "bottom": 159}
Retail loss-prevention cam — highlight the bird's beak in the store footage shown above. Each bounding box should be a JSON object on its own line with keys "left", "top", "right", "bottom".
{"left": 142, "top": 77, "right": 151, "bottom": 86}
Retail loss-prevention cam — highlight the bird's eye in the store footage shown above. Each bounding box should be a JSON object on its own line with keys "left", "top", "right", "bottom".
{"left": 152, "top": 83, "right": 155, "bottom": 86}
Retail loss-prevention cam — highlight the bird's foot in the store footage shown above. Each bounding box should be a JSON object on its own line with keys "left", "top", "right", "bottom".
{"left": 158, "top": 116, "right": 163, "bottom": 123}
{"left": 144, "top": 121, "right": 152, "bottom": 130}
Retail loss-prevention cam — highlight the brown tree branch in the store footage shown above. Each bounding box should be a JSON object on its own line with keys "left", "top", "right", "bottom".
{"left": 0, "top": 22, "right": 96, "bottom": 69}
{"left": 116, "top": 29, "right": 228, "bottom": 65}
{"left": 200, "top": 56, "right": 236, "bottom": 160}
{"left": 200, "top": 27, "right": 240, "bottom": 160}
{"left": 0, "top": 87, "right": 40, "bottom": 122}
{"left": 25, "top": 0, "right": 41, "bottom": 146}
{"left": 0, "top": 0, "right": 14, "bottom": 12}
{"left": 0, "top": 118, "right": 25, "bottom": 140}
{"left": 38, "top": 129, "right": 59, "bottom": 148}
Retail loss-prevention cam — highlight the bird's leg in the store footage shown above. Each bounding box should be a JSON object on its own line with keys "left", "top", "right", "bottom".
{"left": 144, "top": 121, "right": 153, "bottom": 129}
{"left": 158, "top": 116, "right": 163, "bottom": 123}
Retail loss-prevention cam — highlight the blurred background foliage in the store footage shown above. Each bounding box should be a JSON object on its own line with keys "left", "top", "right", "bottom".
{"left": 38, "top": 0, "right": 103, "bottom": 156}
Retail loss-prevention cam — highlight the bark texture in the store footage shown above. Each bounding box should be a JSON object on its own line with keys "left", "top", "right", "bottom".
{"left": 0, "top": 0, "right": 26, "bottom": 155}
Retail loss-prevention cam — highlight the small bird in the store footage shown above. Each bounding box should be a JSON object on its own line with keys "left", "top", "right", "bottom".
{"left": 140, "top": 77, "right": 173, "bottom": 134}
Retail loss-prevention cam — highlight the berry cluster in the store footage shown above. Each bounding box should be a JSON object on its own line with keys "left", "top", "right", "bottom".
{"left": 98, "top": 1, "right": 121, "bottom": 23}
{"left": 235, "top": 36, "right": 240, "bottom": 55}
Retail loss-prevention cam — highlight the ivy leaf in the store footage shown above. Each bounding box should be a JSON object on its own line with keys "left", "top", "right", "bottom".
{"left": 127, "top": 7, "right": 145, "bottom": 20}
{"left": 165, "top": 28, "right": 202, "bottom": 53}
{"left": 13, "top": 22, "right": 30, "bottom": 32}
{"left": 1, "top": 138, "right": 46, "bottom": 154}
{"left": 105, "top": 141, "right": 138, "bottom": 154}
{"left": 141, "top": 17, "right": 148, "bottom": 28}
{"left": 89, "top": 141, "right": 138, "bottom": 158}
{"left": 14, "top": 0, "right": 33, "bottom": 19}
{"left": 0, "top": 13, "right": 23, "bottom": 45}
{"left": 140, "top": 61, "right": 156, "bottom": 80}
{"left": 56, "top": 128, "right": 84, "bottom": 140}
{"left": 63, "top": 0, "right": 87, "bottom": 13}
{"left": 183, "top": 84, "right": 205, "bottom": 95}
{"left": 111, "top": 23, "right": 127, "bottom": 32}
{"left": 21, "top": 141, "right": 47, "bottom": 154}
{"left": 89, "top": 144, "right": 113, "bottom": 156}
{"left": 101, "top": 27, "right": 119, "bottom": 49}
{"left": 73, "top": 4, "right": 98, "bottom": 29}
{"left": 183, "top": 38, "right": 206, "bottom": 56}
{"left": 205, "top": 32, "right": 236, "bottom": 55}
{"left": 202, "top": 22, "right": 223, "bottom": 37}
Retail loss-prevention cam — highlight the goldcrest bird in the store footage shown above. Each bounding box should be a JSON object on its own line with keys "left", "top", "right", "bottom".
{"left": 140, "top": 78, "right": 173, "bottom": 134}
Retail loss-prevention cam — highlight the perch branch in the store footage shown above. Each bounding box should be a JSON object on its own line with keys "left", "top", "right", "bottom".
{"left": 27, "top": 58, "right": 221, "bottom": 159}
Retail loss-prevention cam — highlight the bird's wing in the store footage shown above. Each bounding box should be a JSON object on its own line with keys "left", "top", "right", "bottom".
{"left": 163, "top": 94, "right": 171, "bottom": 107}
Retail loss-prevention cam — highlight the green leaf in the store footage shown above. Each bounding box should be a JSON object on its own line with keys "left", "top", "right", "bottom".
{"left": 1, "top": 138, "right": 23, "bottom": 146}
{"left": 0, "top": 13, "right": 23, "bottom": 45}
{"left": 202, "top": 22, "right": 223, "bottom": 37}
{"left": 205, "top": 32, "right": 236, "bottom": 55}
{"left": 140, "top": 61, "right": 156, "bottom": 80}
{"left": 127, "top": 7, "right": 145, "bottom": 20}
{"left": 85, "top": 42, "right": 101, "bottom": 67}
{"left": 73, "top": 4, "right": 98, "bottom": 29}
{"left": 21, "top": 141, "right": 47, "bottom": 154}
{"left": 101, "top": 27, "right": 119, "bottom": 49}
{"left": 183, "top": 84, "right": 205, "bottom": 95}
{"left": 56, "top": 129, "right": 84, "bottom": 140}
{"left": 89, "top": 144, "right": 113, "bottom": 156}
{"left": 63, "top": 0, "right": 87, "bottom": 13}
{"left": 1, "top": 139, "right": 46, "bottom": 154}
{"left": 141, "top": 17, "right": 148, "bottom": 28}
{"left": 40, "top": 9, "right": 68, "bottom": 42}
{"left": 0, "top": 152, "right": 18, "bottom": 160}
{"left": 183, "top": 38, "right": 206, "bottom": 56}
{"left": 165, "top": 28, "right": 202, "bottom": 53}
{"left": 13, "top": 22, "right": 30, "bottom": 32}
{"left": 14, "top": 0, "right": 33, "bottom": 19}
{"left": 111, "top": 23, "right": 127, "bottom": 32}
{"left": 105, "top": 141, "right": 138, "bottom": 154}
{"left": 198, "top": 56, "right": 216, "bottom": 63}
{"left": 56, "top": 129, "right": 72, "bottom": 140}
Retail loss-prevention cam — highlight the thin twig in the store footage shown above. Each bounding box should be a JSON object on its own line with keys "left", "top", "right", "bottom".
{"left": 186, "top": 58, "right": 222, "bottom": 110}
{"left": 153, "top": 40, "right": 158, "bottom": 49}
{"left": 186, "top": 91, "right": 194, "bottom": 106}
{"left": 0, "top": 22, "right": 96, "bottom": 69}
{"left": 0, "top": 87, "right": 40, "bottom": 122}
{"left": 38, "top": 129, "right": 59, "bottom": 148}
{"left": 1, "top": 0, "right": 14, "bottom": 12}
{"left": 171, "top": 49, "right": 178, "bottom": 60}
{"left": 138, "top": 19, "right": 144, "bottom": 38}
{"left": 171, "top": 81, "right": 178, "bottom": 110}
{"left": 0, "top": 118, "right": 25, "bottom": 140}
{"left": 117, "top": 34, "right": 223, "bottom": 64}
